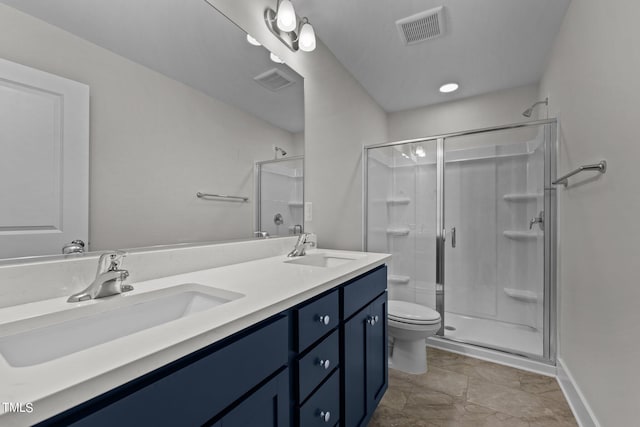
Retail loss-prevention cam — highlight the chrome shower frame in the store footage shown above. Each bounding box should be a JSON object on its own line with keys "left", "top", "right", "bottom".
{"left": 254, "top": 155, "right": 305, "bottom": 235}
{"left": 362, "top": 118, "right": 558, "bottom": 365}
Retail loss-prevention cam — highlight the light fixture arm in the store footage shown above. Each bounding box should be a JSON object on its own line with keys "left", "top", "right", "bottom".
{"left": 264, "top": 7, "right": 298, "bottom": 51}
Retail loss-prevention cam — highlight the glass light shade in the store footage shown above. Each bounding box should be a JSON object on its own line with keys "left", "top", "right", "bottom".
{"left": 439, "top": 83, "right": 459, "bottom": 93}
{"left": 298, "top": 22, "right": 316, "bottom": 52}
{"left": 276, "top": 0, "right": 297, "bottom": 32}
{"left": 246, "top": 34, "right": 261, "bottom": 46}
{"left": 270, "top": 52, "right": 284, "bottom": 64}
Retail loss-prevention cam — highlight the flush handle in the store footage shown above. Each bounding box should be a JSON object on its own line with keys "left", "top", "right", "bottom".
{"left": 451, "top": 227, "right": 456, "bottom": 248}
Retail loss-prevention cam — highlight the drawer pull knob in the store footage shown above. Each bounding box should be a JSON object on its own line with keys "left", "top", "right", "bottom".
{"left": 367, "top": 315, "right": 380, "bottom": 326}
{"left": 318, "top": 359, "right": 331, "bottom": 370}
{"left": 318, "top": 410, "right": 331, "bottom": 423}
{"left": 318, "top": 315, "right": 331, "bottom": 325}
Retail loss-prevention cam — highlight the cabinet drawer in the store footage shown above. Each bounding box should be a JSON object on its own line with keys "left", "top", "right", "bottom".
{"left": 297, "top": 329, "right": 339, "bottom": 402}
{"left": 342, "top": 266, "right": 387, "bottom": 320}
{"left": 295, "top": 290, "right": 339, "bottom": 352}
{"left": 299, "top": 370, "right": 340, "bottom": 427}
{"left": 64, "top": 316, "right": 289, "bottom": 427}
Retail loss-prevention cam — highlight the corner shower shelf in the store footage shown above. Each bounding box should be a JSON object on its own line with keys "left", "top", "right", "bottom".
{"left": 503, "top": 193, "right": 543, "bottom": 202}
{"left": 388, "top": 275, "right": 411, "bottom": 285}
{"left": 288, "top": 202, "right": 304, "bottom": 207}
{"left": 386, "top": 197, "right": 411, "bottom": 206}
{"left": 386, "top": 227, "right": 410, "bottom": 237}
{"left": 504, "top": 288, "right": 538, "bottom": 303}
{"left": 503, "top": 231, "right": 538, "bottom": 240}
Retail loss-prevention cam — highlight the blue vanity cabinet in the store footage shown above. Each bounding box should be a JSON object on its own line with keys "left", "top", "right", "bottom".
{"left": 38, "top": 264, "right": 388, "bottom": 427}
{"left": 341, "top": 267, "right": 388, "bottom": 427}
{"left": 212, "top": 369, "right": 290, "bottom": 427}
{"left": 293, "top": 289, "right": 342, "bottom": 426}
{"left": 39, "top": 315, "right": 290, "bottom": 427}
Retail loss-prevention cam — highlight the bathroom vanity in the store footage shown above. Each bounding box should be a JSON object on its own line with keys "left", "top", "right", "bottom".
{"left": 0, "top": 241, "right": 389, "bottom": 427}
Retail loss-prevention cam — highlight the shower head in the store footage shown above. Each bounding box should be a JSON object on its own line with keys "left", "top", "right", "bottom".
{"left": 274, "top": 146, "right": 287, "bottom": 159}
{"left": 522, "top": 97, "right": 549, "bottom": 118}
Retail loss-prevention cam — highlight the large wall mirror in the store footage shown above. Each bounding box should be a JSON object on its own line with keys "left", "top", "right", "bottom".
{"left": 0, "top": 0, "right": 304, "bottom": 261}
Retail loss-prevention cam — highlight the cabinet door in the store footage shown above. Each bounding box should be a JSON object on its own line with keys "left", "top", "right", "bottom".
{"left": 343, "top": 293, "right": 388, "bottom": 427}
{"left": 366, "top": 293, "right": 388, "bottom": 411}
{"left": 343, "top": 305, "right": 368, "bottom": 427}
{"left": 218, "top": 370, "right": 289, "bottom": 427}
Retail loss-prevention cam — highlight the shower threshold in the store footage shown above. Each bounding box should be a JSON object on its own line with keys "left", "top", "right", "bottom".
{"left": 441, "top": 312, "right": 543, "bottom": 358}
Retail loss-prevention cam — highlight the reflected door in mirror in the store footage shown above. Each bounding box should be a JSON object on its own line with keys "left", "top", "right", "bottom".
{"left": 0, "top": 58, "right": 89, "bottom": 259}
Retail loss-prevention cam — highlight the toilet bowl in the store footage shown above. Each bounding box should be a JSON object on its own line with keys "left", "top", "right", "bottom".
{"left": 388, "top": 300, "right": 441, "bottom": 374}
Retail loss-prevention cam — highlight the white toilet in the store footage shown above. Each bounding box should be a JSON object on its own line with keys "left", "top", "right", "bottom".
{"left": 388, "top": 300, "right": 441, "bottom": 374}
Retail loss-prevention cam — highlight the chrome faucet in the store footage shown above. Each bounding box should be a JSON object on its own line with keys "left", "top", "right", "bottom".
{"left": 67, "top": 251, "right": 133, "bottom": 302}
{"left": 287, "top": 233, "right": 311, "bottom": 257}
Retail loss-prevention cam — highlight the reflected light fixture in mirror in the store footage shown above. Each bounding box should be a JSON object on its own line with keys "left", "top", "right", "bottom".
{"left": 246, "top": 34, "right": 261, "bottom": 46}
{"left": 270, "top": 52, "right": 285, "bottom": 64}
{"left": 265, "top": 0, "right": 316, "bottom": 53}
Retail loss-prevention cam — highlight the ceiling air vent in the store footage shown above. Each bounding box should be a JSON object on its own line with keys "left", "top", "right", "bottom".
{"left": 396, "top": 6, "right": 446, "bottom": 46}
{"left": 253, "top": 68, "right": 295, "bottom": 92}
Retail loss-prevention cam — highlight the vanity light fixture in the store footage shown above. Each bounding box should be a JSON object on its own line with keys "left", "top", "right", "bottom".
{"left": 265, "top": 0, "right": 317, "bottom": 53}
{"left": 439, "top": 82, "right": 459, "bottom": 93}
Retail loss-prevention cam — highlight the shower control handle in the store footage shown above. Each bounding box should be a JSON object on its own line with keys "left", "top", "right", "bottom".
{"left": 529, "top": 210, "right": 544, "bottom": 230}
{"left": 451, "top": 227, "right": 456, "bottom": 248}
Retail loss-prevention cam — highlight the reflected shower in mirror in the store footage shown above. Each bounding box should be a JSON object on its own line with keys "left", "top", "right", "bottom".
{"left": 0, "top": 0, "right": 304, "bottom": 261}
{"left": 255, "top": 156, "right": 304, "bottom": 238}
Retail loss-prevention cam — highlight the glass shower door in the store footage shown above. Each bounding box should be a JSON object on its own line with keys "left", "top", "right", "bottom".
{"left": 365, "top": 140, "right": 439, "bottom": 313}
{"left": 442, "top": 125, "right": 549, "bottom": 357}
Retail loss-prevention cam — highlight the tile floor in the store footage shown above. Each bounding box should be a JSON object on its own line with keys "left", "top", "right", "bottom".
{"left": 369, "top": 348, "right": 578, "bottom": 427}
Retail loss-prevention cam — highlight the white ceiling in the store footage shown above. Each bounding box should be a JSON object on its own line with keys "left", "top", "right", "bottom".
{"left": 296, "top": 0, "right": 571, "bottom": 112}
{"left": 0, "top": 0, "right": 305, "bottom": 133}
{"left": 2, "top": 1, "right": 571, "bottom": 129}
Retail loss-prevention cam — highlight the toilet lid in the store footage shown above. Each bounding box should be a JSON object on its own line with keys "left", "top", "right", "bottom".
{"left": 388, "top": 300, "right": 441, "bottom": 324}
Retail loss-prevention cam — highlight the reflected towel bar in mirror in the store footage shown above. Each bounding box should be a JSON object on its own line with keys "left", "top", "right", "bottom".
{"left": 552, "top": 160, "right": 607, "bottom": 187}
{"left": 196, "top": 192, "right": 249, "bottom": 202}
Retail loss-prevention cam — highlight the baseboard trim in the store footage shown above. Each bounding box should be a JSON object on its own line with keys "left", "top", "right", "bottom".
{"left": 556, "top": 358, "right": 600, "bottom": 427}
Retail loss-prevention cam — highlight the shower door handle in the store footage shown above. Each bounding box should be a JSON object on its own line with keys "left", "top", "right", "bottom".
{"left": 451, "top": 227, "right": 456, "bottom": 248}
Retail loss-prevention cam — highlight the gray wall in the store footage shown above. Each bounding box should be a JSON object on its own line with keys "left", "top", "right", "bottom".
{"left": 540, "top": 0, "right": 640, "bottom": 425}
{"left": 0, "top": 4, "right": 298, "bottom": 251}
{"left": 210, "top": 0, "right": 389, "bottom": 251}
{"left": 388, "top": 84, "right": 540, "bottom": 141}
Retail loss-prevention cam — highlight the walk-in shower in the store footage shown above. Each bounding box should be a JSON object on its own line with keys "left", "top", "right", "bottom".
{"left": 255, "top": 156, "right": 304, "bottom": 237}
{"left": 364, "top": 119, "right": 557, "bottom": 363}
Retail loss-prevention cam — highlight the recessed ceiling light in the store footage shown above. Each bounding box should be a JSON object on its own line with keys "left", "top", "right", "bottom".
{"left": 439, "top": 83, "right": 459, "bottom": 93}
{"left": 246, "top": 34, "right": 261, "bottom": 46}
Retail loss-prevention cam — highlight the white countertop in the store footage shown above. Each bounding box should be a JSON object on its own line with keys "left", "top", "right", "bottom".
{"left": 0, "top": 248, "right": 390, "bottom": 426}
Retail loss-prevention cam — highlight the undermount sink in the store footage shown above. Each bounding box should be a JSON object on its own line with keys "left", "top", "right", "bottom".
{"left": 285, "top": 253, "right": 358, "bottom": 268}
{"left": 0, "top": 283, "right": 243, "bottom": 367}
